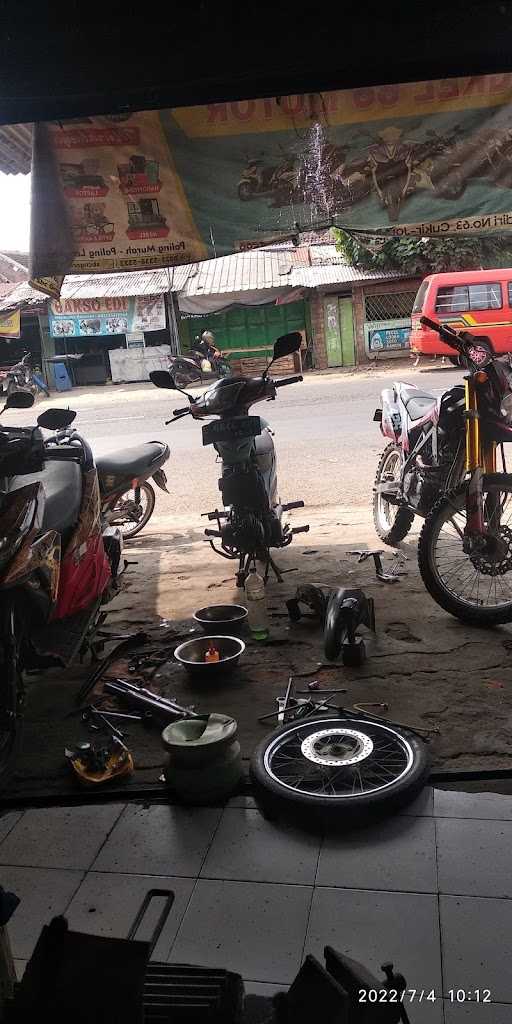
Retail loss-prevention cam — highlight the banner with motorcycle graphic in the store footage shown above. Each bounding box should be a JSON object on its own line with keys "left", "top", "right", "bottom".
{"left": 48, "top": 294, "right": 165, "bottom": 338}
{"left": 0, "top": 308, "right": 20, "bottom": 338}
{"left": 30, "top": 72, "right": 512, "bottom": 288}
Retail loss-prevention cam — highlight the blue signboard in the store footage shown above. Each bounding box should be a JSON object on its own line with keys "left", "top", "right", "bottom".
{"left": 369, "top": 326, "right": 411, "bottom": 353}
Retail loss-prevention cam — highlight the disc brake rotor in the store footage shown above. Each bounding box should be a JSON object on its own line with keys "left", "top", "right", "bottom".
{"left": 301, "top": 728, "right": 373, "bottom": 767}
{"left": 471, "top": 524, "right": 512, "bottom": 576}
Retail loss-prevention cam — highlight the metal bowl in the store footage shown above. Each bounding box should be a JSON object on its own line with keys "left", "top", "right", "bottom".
{"left": 193, "top": 604, "right": 248, "bottom": 634}
{"left": 174, "top": 635, "right": 245, "bottom": 678}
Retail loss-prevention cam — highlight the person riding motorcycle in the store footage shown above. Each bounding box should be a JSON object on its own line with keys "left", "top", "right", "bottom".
{"left": 191, "top": 332, "right": 230, "bottom": 376}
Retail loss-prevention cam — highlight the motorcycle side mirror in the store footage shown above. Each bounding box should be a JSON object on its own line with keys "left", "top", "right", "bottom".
{"left": 2, "top": 390, "right": 35, "bottom": 411}
{"left": 264, "top": 331, "right": 302, "bottom": 377}
{"left": 149, "top": 370, "right": 178, "bottom": 390}
{"left": 37, "top": 408, "right": 77, "bottom": 430}
{"left": 150, "top": 369, "right": 197, "bottom": 402}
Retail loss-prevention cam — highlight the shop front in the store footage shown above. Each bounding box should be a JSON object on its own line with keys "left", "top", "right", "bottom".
{"left": 48, "top": 292, "right": 174, "bottom": 384}
{"left": 179, "top": 299, "right": 307, "bottom": 373}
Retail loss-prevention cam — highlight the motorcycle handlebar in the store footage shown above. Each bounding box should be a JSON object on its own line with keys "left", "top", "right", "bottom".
{"left": 173, "top": 406, "right": 191, "bottom": 416}
{"left": 274, "top": 375, "right": 303, "bottom": 388}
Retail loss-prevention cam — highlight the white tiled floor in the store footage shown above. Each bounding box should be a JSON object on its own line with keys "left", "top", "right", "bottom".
{"left": 1, "top": 786, "right": 512, "bottom": 1023}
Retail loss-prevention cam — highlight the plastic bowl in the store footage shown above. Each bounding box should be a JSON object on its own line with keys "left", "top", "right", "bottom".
{"left": 193, "top": 604, "right": 248, "bottom": 633}
{"left": 173, "top": 635, "right": 245, "bottom": 678}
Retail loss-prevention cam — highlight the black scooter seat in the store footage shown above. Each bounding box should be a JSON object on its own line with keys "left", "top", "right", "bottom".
{"left": 8, "top": 459, "right": 82, "bottom": 536}
{"left": 96, "top": 441, "right": 169, "bottom": 479}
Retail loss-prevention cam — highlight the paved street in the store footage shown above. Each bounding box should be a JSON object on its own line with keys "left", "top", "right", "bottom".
{"left": 10, "top": 360, "right": 464, "bottom": 517}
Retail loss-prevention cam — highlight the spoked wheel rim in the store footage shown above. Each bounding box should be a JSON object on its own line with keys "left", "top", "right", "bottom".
{"left": 376, "top": 448, "right": 402, "bottom": 533}
{"left": 429, "top": 484, "right": 512, "bottom": 611}
{"left": 108, "top": 482, "right": 154, "bottom": 539}
{"left": 263, "top": 717, "right": 414, "bottom": 800}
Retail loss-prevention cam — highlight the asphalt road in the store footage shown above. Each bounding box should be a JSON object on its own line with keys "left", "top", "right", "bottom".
{"left": 6, "top": 362, "right": 465, "bottom": 516}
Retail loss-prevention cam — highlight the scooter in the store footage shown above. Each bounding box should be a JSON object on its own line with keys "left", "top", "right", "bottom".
{"left": 0, "top": 394, "right": 124, "bottom": 784}
{"left": 150, "top": 332, "right": 309, "bottom": 586}
{"left": 169, "top": 351, "right": 232, "bottom": 389}
{"left": 97, "top": 437, "right": 170, "bottom": 539}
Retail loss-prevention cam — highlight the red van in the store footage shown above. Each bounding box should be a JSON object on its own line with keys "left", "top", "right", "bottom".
{"left": 410, "top": 269, "right": 512, "bottom": 361}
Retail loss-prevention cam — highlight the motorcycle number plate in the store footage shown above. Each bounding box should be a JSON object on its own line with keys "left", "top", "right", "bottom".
{"left": 202, "top": 416, "right": 262, "bottom": 446}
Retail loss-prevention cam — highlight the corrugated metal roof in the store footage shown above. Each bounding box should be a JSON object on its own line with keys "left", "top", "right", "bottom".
{"left": 0, "top": 251, "right": 29, "bottom": 283}
{"left": 0, "top": 124, "right": 32, "bottom": 175}
{"left": 290, "top": 263, "right": 407, "bottom": 289}
{"left": 61, "top": 266, "right": 190, "bottom": 299}
{"left": 180, "top": 250, "right": 292, "bottom": 298}
{"left": 0, "top": 280, "right": 46, "bottom": 311}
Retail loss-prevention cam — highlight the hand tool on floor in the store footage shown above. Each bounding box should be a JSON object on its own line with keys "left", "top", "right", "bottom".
{"left": 348, "top": 548, "right": 405, "bottom": 583}
{"left": 76, "top": 631, "right": 149, "bottom": 705}
{"left": 104, "top": 678, "right": 199, "bottom": 720}
{"left": 277, "top": 675, "right": 294, "bottom": 723}
{"left": 353, "top": 702, "right": 389, "bottom": 713}
{"left": 82, "top": 707, "right": 126, "bottom": 739}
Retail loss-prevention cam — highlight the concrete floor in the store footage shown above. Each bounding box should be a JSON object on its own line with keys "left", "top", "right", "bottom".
{"left": 2, "top": 786, "right": 512, "bottom": 1022}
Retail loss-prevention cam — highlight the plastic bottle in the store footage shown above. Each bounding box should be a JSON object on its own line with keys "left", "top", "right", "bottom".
{"left": 245, "top": 568, "right": 269, "bottom": 640}
{"left": 205, "top": 642, "right": 220, "bottom": 663}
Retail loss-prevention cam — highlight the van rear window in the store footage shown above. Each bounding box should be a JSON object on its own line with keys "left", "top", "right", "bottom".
{"left": 412, "top": 280, "right": 428, "bottom": 314}
{"left": 435, "top": 283, "right": 502, "bottom": 313}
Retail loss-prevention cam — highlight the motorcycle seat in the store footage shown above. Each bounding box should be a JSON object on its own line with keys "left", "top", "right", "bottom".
{"left": 95, "top": 441, "right": 169, "bottom": 480}
{"left": 8, "top": 459, "right": 83, "bottom": 537}
{"left": 401, "top": 387, "right": 437, "bottom": 421}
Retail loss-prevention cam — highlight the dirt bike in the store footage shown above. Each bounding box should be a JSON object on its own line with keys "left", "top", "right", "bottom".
{"left": 151, "top": 332, "right": 309, "bottom": 586}
{"left": 0, "top": 396, "right": 124, "bottom": 783}
{"left": 374, "top": 316, "right": 512, "bottom": 625}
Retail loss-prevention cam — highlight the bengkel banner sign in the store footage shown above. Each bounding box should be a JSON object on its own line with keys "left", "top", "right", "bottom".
{"left": 30, "top": 72, "right": 512, "bottom": 293}
{"left": 48, "top": 293, "right": 165, "bottom": 338}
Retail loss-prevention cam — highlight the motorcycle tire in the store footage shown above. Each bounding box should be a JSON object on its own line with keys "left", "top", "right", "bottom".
{"left": 373, "top": 444, "right": 414, "bottom": 545}
{"left": 418, "top": 475, "right": 512, "bottom": 625}
{"left": 0, "top": 609, "right": 23, "bottom": 788}
{"left": 109, "top": 481, "right": 155, "bottom": 540}
{"left": 250, "top": 715, "right": 430, "bottom": 824}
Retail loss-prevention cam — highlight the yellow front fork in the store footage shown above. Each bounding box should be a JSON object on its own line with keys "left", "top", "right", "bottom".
{"left": 465, "top": 378, "right": 496, "bottom": 474}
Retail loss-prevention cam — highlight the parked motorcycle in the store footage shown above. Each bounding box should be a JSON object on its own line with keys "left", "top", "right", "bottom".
{"left": 97, "top": 439, "right": 170, "bottom": 540}
{"left": 150, "top": 332, "right": 309, "bottom": 586}
{"left": 374, "top": 316, "right": 512, "bottom": 625}
{"left": 0, "top": 397, "right": 124, "bottom": 783}
{"left": 0, "top": 351, "right": 49, "bottom": 399}
{"left": 38, "top": 412, "right": 171, "bottom": 541}
{"left": 169, "top": 351, "right": 232, "bottom": 389}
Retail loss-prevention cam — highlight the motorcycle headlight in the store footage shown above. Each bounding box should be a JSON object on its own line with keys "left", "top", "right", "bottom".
{"left": 501, "top": 393, "right": 512, "bottom": 423}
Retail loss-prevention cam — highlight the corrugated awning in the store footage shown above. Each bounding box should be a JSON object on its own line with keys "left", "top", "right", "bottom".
{"left": 0, "top": 124, "right": 32, "bottom": 175}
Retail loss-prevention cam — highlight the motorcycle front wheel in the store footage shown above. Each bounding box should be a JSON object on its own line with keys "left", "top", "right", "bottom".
{"left": 373, "top": 443, "right": 414, "bottom": 545}
{"left": 418, "top": 475, "right": 512, "bottom": 625}
{"left": 251, "top": 715, "right": 429, "bottom": 823}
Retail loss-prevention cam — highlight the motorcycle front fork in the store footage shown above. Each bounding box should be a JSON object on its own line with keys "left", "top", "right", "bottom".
{"left": 464, "top": 377, "right": 498, "bottom": 540}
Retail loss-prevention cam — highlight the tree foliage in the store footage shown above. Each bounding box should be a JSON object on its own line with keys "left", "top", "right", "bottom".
{"left": 334, "top": 230, "right": 512, "bottom": 275}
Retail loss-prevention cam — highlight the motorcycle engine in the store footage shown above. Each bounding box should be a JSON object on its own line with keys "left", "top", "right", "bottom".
{"left": 222, "top": 511, "right": 266, "bottom": 554}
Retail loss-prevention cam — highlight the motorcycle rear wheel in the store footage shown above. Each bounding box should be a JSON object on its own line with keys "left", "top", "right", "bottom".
{"left": 250, "top": 715, "right": 429, "bottom": 823}
{"left": 373, "top": 444, "right": 414, "bottom": 545}
{"left": 418, "top": 475, "right": 512, "bottom": 625}
{"left": 108, "top": 482, "right": 155, "bottom": 540}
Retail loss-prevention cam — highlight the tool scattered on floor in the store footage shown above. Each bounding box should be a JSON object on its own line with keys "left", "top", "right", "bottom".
{"left": 297, "top": 686, "right": 347, "bottom": 695}
{"left": 324, "top": 587, "right": 376, "bottom": 666}
{"left": 348, "top": 548, "right": 407, "bottom": 583}
{"left": 277, "top": 675, "right": 295, "bottom": 723}
{"left": 353, "top": 701, "right": 389, "bottom": 713}
{"left": 104, "top": 678, "right": 199, "bottom": 721}
{"left": 76, "top": 631, "right": 149, "bottom": 705}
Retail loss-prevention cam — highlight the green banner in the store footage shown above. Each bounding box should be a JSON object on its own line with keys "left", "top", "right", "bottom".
{"left": 30, "top": 72, "right": 512, "bottom": 288}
